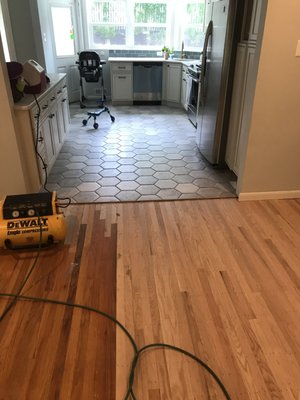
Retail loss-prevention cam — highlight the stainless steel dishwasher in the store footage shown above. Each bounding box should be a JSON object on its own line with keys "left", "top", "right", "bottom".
{"left": 133, "top": 62, "right": 163, "bottom": 104}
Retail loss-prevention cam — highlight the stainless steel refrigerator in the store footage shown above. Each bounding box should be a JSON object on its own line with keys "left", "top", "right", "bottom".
{"left": 197, "top": 0, "right": 241, "bottom": 165}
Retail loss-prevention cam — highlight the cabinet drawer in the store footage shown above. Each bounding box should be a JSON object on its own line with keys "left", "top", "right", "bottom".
{"left": 111, "top": 62, "right": 132, "bottom": 72}
{"left": 31, "top": 97, "right": 50, "bottom": 125}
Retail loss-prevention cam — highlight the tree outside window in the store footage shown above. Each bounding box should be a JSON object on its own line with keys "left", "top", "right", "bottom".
{"left": 84, "top": 0, "right": 205, "bottom": 50}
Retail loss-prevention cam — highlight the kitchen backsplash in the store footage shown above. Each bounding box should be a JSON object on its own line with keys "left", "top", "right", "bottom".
{"left": 108, "top": 49, "right": 201, "bottom": 59}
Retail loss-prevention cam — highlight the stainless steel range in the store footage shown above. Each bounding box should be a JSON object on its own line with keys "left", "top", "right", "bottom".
{"left": 186, "top": 63, "right": 201, "bottom": 128}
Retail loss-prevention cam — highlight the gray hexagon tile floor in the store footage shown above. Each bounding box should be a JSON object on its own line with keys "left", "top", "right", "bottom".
{"left": 47, "top": 104, "right": 237, "bottom": 203}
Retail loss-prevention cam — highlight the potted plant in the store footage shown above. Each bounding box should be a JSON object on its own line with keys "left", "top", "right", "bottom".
{"left": 162, "top": 46, "right": 170, "bottom": 60}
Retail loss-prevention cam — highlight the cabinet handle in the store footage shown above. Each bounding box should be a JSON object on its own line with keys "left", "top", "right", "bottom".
{"left": 49, "top": 113, "right": 55, "bottom": 119}
{"left": 118, "top": 76, "right": 126, "bottom": 79}
{"left": 183, "top": 78, "right": 186, "bottom": 82}
{"left": 118, "top": 66, "right": 126, "bottom": 69}
{"left": 63, "top": 84, "right": 67, "bottom": 88}
{"left": 62, "top": 98, "right": 67, "bottom": 102}
{"left": 50, "top": 96, "right": 56, "bottom": 101}
{"left": 42, "top": 105, "right": 48, "bottom": 110}
{"left": 38, "top": 137, "right": 44, "bottom": 142}
{"left": 57, "top": 90, "right": 62, "bottom": 94}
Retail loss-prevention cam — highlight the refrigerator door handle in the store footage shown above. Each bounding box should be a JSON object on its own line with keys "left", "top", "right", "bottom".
{"left": 200, "top": 20, "right": 213, "bottom": 105}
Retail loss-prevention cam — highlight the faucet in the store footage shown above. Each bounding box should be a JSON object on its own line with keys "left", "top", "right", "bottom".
{"left": 181, "top": 41, "right": 187, "bottom": 59}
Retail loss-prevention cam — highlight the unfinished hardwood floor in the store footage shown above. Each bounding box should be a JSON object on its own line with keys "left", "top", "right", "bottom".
{"left": 0, "top": 198, "right": 299, "bottom": 399}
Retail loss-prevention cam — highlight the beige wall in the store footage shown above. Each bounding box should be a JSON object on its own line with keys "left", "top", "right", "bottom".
{"left": 238, "top": 0, "right": 300, "bottom": 195}
{"left": 0, "top": 34, "right": 26, "bottom": 197}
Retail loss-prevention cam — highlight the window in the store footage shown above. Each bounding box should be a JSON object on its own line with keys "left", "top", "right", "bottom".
{"left": 133, "top": 2, "right": 168, "bottom": 46}
{"left": 181, "top": 1, "right": 206, "bottom": 48}
{"left": 83, "top": 0, "right": 205, "bottom": 51}
{"left": 51, "top": 6, "right": 76, "bottom": 56}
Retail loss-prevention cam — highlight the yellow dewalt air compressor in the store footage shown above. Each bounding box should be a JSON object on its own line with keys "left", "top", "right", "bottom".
{"left": 0, "top": 192, "right": 66, "bottom": 249}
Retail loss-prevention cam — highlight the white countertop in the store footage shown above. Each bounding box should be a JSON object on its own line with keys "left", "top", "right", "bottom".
{"left": 108, "top": 57, "right": 197, "bottom": 66}
{"left": 13, "top": 73, "right": 66, "bottom": 111}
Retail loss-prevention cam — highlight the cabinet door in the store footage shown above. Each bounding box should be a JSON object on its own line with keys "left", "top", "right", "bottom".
{"left": 112, "top": 74, "right": 133, "bottom": 101}
{"left": 165, "top": 63, "right": 181, "bottom": 103}
{"left": 61, "top": 93, "right": 70, "bottom": 135}
{"left": 181, "top": 67, "right": 188, "bottom": 110}
{"left": 249, "top": 0, "right": 262, "bottom": 42}
{"left": 42, "top": 117, "right": 56, "bottom": 171}
{"left": 34, "top": 124, "right": 47, "bottom": 184}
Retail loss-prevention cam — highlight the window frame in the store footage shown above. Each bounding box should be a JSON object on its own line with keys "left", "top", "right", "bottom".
{"left": 81, "top": 0, "right": 205, "bottom": 51}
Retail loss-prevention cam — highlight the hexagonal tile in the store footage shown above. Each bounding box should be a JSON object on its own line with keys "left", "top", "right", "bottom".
{"left": 73, "top": 192, "right": 99, "bottom": 202}
{"left": 118, "top": 158, "right": 137, "bottom": 165}
{"left": 132, "top": 142, "right": 149, "bottom": 149}
{"left": 70, "top": 155, "right": 88, "bottom": 162}
{"left": 83, "top": 159, "right": 102, "bottom": 166}
{"left": 98, "top": 197, "right": 120, "bottom": 203}
{"left": 103, "top": 149, "right": 119, "bottom": 155}
{"left": 186, "top": 162, "right": 206, "bottom": 171}
{"left": 138, "top": 195, "right": 160, "bottom": 201}
{"left": 80, "top": 174, "right": 101, "bottom": 182}
{"left": 101, "top": 161, "right": 120, "bottom": 169}
{"left": 118, "top": 165, "right": 137, "bottom": 173}
{"left": 116, "top": 191, "right": 140, "bottom": 201}
{"left": 98, "top": 177, "right": 120, "bottom": 186}
{"left": 136, "top": 185, "right": 160, "bottom": 195}
{"left": 60, "top": 178, "right": 82, "bottom": 187}
{"left": 154, "top": 171, "right": 174, "bottom": 180}
{"left": 77, "top": 182, "right": 100, "bottom": 191}
{"left": 134, "top": 161, "right": 153, "bottom": 168}
{"left": 197, "top": 188, "right": 224, "bottom": 197}
{"left": 193, "top": 178, "right": 216, "bottom": 187}
{"left": 135, "top": 168, "right": 155, "bottom": 176}
{"left": 57, "top": 152, "right": 72, "bottom": 160}
{"left": 57, "top": 187, "right": 79, "bottom": 199}
{"left": 157, "top": 189, "right": 180, "bottom": 199}
{"left": 170, "top": 167, "right": 189, "bottom": 175}
{"left": 176, "top": 183, "right": 198, "bottom": 193}
{"left": 119, "top": 151, "right": 136, "bottom": 158}
{"left": 168, "top": 160, "right": 187, "bottom": 167}
{"left": 136, "top": 176, "right": 158, "bottom": 185}
{"left": 117, "top": 181, "right": 139, "bottom": 191}
{"left": 150, "top": 157, "right": 168, "bottom": 164}
{"left": 134, "top": 154, "right": 152, "bottom": 161}
{"left": 62, "top": 170, "right": 84, "bottom": 178}
{"left": 152, "top": 164, "right": 171, "bottom": 172}
{"left": 172, "top": 175, "right": 194, "bottom": 184}
{"left": 155, "top": 180, "right": 177, "bottom": 189}
{"left": 83, "top": 165, "right": 102, "bottom": 173}
{"left": 97, "top": 186, "right": 120, "bottom": 196}
{"left": 183, "top": 156, "right": 201, "bottom": 163}
{"left": 117, "top": 172, "right": 138, "bottom": 181}
{"left": 165, "top": 154, "right": 183, "bottom": 160}
{"left": 100, "top": 169, "right": 120, "bottom": 177}
{"left": 66, "top": 162, "right": 86, "bottom": 170}
{"left": 102, "top": 155, "right": 120, "bottom": 162}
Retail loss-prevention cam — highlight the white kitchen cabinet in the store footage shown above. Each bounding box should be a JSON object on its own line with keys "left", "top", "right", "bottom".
{"left": 181, "top": 65, "right": 188, "bottom": 110}
{"left": 14, "top": 74, "right": 70, "bottom": 192}
{"left": 110, "top": 62, "right": 133, "bottom": 104}
{"left": 163, "top": 62, "right": 182, "bottom": 105}
{"left": 248, "top": 0, "right": 262, "bottom": 42}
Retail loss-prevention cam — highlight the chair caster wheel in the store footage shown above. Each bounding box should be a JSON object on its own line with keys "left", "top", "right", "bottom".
{"left": 111, "top": 116, "right": 115, "bottom": 123}
{"left": 93, "top": 122, "right": 99, "bottom": 129}
{"left": 82, "top": 119, "right": 87, "bottom": 126}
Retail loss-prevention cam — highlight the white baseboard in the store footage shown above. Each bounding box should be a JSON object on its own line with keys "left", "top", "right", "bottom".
{"left": 238, "top": 190, "right": 300, "bottom": 201}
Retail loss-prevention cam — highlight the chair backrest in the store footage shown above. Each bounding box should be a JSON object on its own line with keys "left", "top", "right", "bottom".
{"left": 78, "top": 51, "right": 101, "bottom": 70}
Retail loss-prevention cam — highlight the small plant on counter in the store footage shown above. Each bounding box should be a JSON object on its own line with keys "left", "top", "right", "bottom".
{"left": 162, "top": 46, "right": 170, "bottom": 59}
